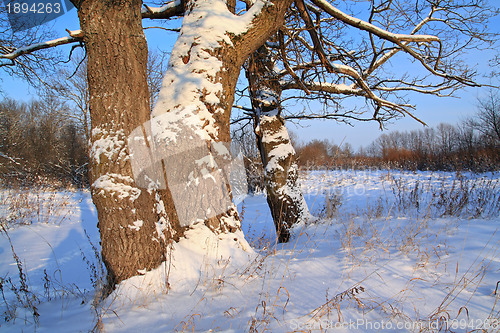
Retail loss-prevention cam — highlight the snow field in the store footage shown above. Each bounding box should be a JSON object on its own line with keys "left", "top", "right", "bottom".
{"left": 0, "top": 170, "right": 498, "bottom": 332}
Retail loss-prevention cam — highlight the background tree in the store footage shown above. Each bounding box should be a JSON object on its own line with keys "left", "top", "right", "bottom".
{"left": 233, "top": 0, "right": 498, "bottom": 240}
{"left": 246, "top": 44, "right": 311, "bottom": 242}
{"left": 0, "top": 96, "right": 87, "bottom": 184}
{"left": 48, "top": 55, "right": 90, "bottom": 142}
{"left": 0, "top": 98, "right": 26, "bottom": 176}
{"left": 231, "top": 124, "right": 265, "bottom": 194}
{"left": 146, "top": 50, "right": 169, "bottom": 112}
{"left": 471, "top": 91, "right": 500, "bottom": 146}
{"left": 296, "top": 139, "right": 331, "bottom": 167}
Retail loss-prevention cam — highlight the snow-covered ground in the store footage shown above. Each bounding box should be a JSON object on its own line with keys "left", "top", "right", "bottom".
{"left": 0, "top": 170, "right": 499, "bottom": 332}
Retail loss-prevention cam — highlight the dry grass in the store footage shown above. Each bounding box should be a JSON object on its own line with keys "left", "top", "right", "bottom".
{"left": 0, "top": 184, "right": 74, "bottom": 229}
{"left": 0, "top": 226, "right": 40, "bottom": 326}
{"left": 294, "top": 171, "right": 500, "bottom": 332}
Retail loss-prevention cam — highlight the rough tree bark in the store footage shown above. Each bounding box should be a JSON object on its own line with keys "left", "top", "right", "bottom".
{"left": 72, "top": 0, "right": 177, "bottom": 290}
{"left": 246, "top": 44, "right": 310, "bottom": 243}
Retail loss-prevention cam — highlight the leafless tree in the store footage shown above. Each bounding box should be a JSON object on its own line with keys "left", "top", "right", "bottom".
{"left": 239, "top": 0, "right": 498, "bottom": 240}
{"left": 0, "top": 98, "right": 25, "bottom": 173}
{"left": 0, "top": 95, "right": 87, "bottom": 183}
{"left": 146, "top": 49, "right": 169, "bottom": 112}
{"left": 471, "top": 91, "right": 500, "bottom": 146}
{"left": 246, "top": 44, "right": 311, "bottom": 242}
{"left": 47, "top": 53, "right": 90, "bottom": 141}
{"left": 437, "top": 123, "right": 458, "bottom": 155}
{"left": 240, "top": 0, "right": 495, "bottom": 126}
{"left": 0, "top": 0, "right": 498, "bottom": 289}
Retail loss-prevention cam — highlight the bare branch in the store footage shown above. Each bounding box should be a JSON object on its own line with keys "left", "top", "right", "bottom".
{"left": 232, "top": 104, "right": 254, "bottom": 112}
{"left": 364, "top": 6, "right": 438, "bottom": 78}
{"left": 294, "top": 0, "right": 334, "bottom": 72}
{"left": 0, "top": 30, "right": 82, "bottom": 63}
{"left": 143, "top": 26, "right": 181, "bottom": 32}
{"left": 310, "top": 0, "right": 482, "bottom": 86}
{"left": 141, "top": 0, "right": 184, "bottom": 19}
{"left": 278, "top": 30, "right": 311, "bottom": 94}
{"left": 311, "top": 0, "right": 441, "bottom": 44}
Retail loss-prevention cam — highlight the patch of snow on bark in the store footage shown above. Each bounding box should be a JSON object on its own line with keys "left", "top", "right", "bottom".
{"left": 151, "top": 0, "right": 266, "bottom": 142}
{"left": 154, "top": 192, "right": 169, "bottom": 241}
{"left": 92, "top": 173, "right": 141, "bottom": 202}
{"left": 260, "top": 116, "right": 290, "bottom": 144}
{"left": 90, "top": 127, "right": 127, "bottom": 165}
{"left": 129, "top": 220, "right": 144, "bottom": 231}
{"left": 265, "top": 143, "right": 296, "bottom": 173}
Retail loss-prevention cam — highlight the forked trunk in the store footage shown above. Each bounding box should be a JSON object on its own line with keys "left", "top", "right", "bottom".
{"left": 74, "top": 0, "right": 294, "bottom": 291}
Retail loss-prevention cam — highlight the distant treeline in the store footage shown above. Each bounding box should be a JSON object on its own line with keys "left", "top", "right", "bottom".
{"left": 0, "top": 97, "right": 88, "bottom": 187}
{"left": 296, "top": 93, "right": 500, "bottom": 171}
{"left": 1, "top": 92, "right": 499, "bottom": 188}
{"left": 296, "top": 122, "right": 500, "bottom": 172}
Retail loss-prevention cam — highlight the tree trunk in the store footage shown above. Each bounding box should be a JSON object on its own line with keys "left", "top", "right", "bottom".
{"left": 73, "top": 0, "right": 293, "bottom": 291}
{"left": 148, "top": 0, "right": 295, "bottom": 234}
{"left": 74, "top": 0, "right": 176, "bottom": 291}
{"left": 246, "top": 45, "right": 310, "bottom": 243}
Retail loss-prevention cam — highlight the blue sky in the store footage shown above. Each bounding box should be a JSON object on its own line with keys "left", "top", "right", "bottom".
{"left": 1, "top": 2, "right": 499, "bottom": 150}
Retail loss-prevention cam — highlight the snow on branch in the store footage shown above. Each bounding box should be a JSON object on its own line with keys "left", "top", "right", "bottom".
{"left": 141, "top": 0, "right": 184, "bottom": 19}
{"left": 0, "top": 30, "right": 82, "bottom": 62}
{"left": 282, "top": 80, "right": 361, "bottom": 95}
{"left": 363, "top": 7, "right": 437, "bottom": 78}
{"left": 374, "top": 83, "right": 461, "bottom": 97}
{"left": 311, "top": 0, "right": 483, "bottom": 87}
{"left": 311, "top": 0, "right": 440, "bottom": 44}
{"left": 327, "top": 63, "right": 412, "bottom": 113}
{"left": 281, "top": 61, "right": 425, "bottom": 124}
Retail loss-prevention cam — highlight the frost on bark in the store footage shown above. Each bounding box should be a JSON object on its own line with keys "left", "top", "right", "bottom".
{"left": 246, "top": 45, "right": 310, "bottom": 243}
{"left": 73, "top": 0, "right": 177, "bottom": 290}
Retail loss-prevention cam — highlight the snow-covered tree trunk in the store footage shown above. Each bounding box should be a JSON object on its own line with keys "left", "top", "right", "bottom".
{"left": 147, "top": 0, "right": 293, "bottom": 237}
{"left": 246, "top": 45, "right": 310, "bottom": 243}
{"left": 73, "top": 0, "right": 293, "bottom": 290}
{"left": 74, "top": 0, "right": 175, "bottom": 290}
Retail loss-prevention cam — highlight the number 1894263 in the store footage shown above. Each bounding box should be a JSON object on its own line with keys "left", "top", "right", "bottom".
{"left": 6, "top": 1, "right": 61, "bottom": 14}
